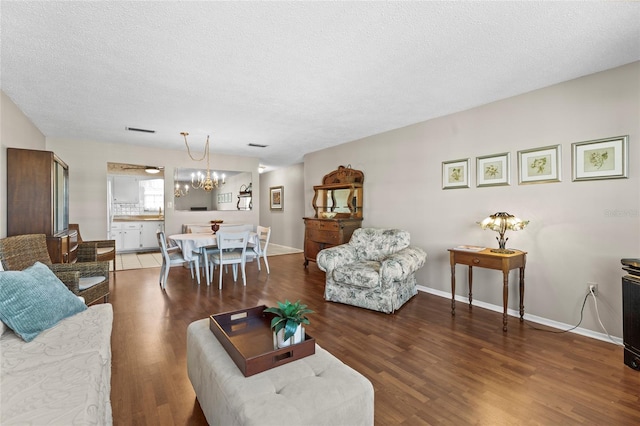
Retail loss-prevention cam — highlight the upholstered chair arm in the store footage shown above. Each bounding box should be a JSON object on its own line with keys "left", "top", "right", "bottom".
{"left": 49, "top": 261, "right": 110, "bottom": 279}
{"left": 50, "top": 270, "right": 81, "bottom": 294}
{"left": 316, "top": 244, "right": 358, "bottom": 273}
{"left": 380, "top": 246, "right": 427, "bottom": 284}
{"left": 77, "top": 241, "right": 98, "bottom": 262}
{"left": 93, "top": 240, "right": 116, "bottom": 249}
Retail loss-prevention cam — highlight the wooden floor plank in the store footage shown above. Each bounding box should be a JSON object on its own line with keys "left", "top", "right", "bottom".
{"left": 106, "top": 254, "right": 640, "bottom": 425}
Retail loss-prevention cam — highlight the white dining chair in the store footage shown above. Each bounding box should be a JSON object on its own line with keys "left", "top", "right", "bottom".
{"left": 208, "top": 231, "right": 250, "bottom": 289}
{"left": 157, "top": 231, "right": 197, "bottom": 288}
{"left": 251, "top": 225, "right": 271, "bottom": 274}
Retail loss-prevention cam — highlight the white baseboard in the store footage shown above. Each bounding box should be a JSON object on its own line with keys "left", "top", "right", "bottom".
{"left": 416, "top": 285, "right": 623, "bottom": 346}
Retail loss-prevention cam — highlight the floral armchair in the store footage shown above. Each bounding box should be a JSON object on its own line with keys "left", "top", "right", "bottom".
{"left": 316, "top": 228, "right": 427, "bottom": 313}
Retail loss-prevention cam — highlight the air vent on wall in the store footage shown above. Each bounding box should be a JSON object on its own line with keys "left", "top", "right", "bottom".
{"left": 248, "top": 143, "right": 268, "bottom": 148}
{"left": 125, "top": 127, "right": 156, "bottom": 133}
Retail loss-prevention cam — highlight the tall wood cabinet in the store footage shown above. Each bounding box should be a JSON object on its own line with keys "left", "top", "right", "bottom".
{"left": 303, "top": 166, "right": 364, "bottom": 267}
{"left": 7, "top": 148, "right": 77, "bottom": 263}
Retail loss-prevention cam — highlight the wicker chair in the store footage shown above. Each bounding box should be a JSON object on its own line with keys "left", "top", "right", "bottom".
{"left": 0, "top": 234, "right": 110, "bottom": 305}
{"left": 69, "top": 223, "right": 116, "bottom": 273}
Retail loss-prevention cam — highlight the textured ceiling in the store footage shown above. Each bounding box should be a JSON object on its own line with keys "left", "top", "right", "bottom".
{"left": 2, "top": 1, "right": 639, "bottom": 171}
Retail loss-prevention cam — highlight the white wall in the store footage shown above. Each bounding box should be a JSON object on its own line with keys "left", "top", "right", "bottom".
{"left": 304, "top": 62, "right": 640, "bottom": 338}
{"left": 259, "top": 163, "right": 305, "bottom": 248}
{"left": 46, "top": 138, "right": 260, "bottom": 241}
{"left": 0, "top": 91, "right": 47, "bottom": 238}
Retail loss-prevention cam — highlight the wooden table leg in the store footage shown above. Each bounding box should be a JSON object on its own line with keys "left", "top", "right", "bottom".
{"left": 468, "top": 266, "right": 473, "bottom": 309}
{"left": 519, "top": 266, "right": 525, "bottom": 321}
{"left": 450, "top": 263, "right": 456, "bottom": 316}
{"left": 502, "top": 269, "right": 509, "bottom": 332}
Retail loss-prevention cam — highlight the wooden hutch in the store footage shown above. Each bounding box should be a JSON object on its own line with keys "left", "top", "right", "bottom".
{"left": 7, "top": 148, "right": 78, "bottom": 263}
{"left": 303, "top": 165, "right": 363, "bottom": 267}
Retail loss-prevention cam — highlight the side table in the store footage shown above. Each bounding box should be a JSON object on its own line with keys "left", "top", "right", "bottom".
{"left": 448, "top": 247, "right": 527, "bottom": 331}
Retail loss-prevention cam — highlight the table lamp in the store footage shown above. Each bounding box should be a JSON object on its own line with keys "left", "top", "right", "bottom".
{"left": 478, "top": 212, "right": 529, "bottom": 254}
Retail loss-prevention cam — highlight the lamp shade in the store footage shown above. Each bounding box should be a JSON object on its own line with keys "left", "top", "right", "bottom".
{"left": 478, "top": 212, "right": 529, "bottom": 252}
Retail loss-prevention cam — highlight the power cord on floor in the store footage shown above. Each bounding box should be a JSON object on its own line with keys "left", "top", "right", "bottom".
{"left": 589, "top": 287, "right": 621, "bottom": 345}
{"left": 526, "top": 288, "right": 622, "bottom": 345}
{"left": 525, "top": 292, "right": 589, "bottom": 334}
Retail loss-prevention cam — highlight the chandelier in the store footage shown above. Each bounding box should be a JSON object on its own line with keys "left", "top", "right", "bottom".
{"left": 181, "top": 132, "right": 226, "bottom": 192}
{"left": 174, "top": 183, "right": 189, "bottom": 198}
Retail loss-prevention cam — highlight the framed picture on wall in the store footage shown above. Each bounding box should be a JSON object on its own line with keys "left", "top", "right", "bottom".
{"left": 572, "top": 135, "right": 628, "bottom": 181}
{"left": 517, "top": 145, "right": 561, "bottom": 184}
{"left": 442, "top": 158, "right": 470, "bottom": 189}
{"left": 476, "top": 152, "right": 510, "bottom": 187}
{"left": 270, "top": 186, "right": 284, "bottom": 210}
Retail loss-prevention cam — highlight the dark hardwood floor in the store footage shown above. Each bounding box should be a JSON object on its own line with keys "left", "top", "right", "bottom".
{"left": 108, "top": 253, "right": 640, "bottom": 425}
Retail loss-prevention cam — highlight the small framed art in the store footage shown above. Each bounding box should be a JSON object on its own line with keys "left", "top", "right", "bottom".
{"left": 442, "top": 158, "right": 470, "bottom": 189}
{"left": 517, "top": 145, "right": 561, "bottom": 184}
{"left": 270, "top": 186, "right": 283, "bottom": 210}
{"left": 572, "top": 135, "right": 628, "bottom": 181}
{"left": 476, "top": 152, "right": 510, "bottom": 187}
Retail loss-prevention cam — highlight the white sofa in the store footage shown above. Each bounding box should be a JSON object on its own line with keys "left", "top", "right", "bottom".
{"left": 0, "top": 304, "right": 114, "bottom": 425}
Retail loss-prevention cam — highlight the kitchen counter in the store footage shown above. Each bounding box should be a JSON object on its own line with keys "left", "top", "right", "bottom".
{"left": 113, "top": 215, "right": 164, "bottom": 222}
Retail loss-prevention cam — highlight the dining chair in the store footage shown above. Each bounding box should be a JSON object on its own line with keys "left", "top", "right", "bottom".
{"left": 69, "top": 223, "right": 117, "bottom": 273}
{"left": 156, "top": 231, "right": 198, "bottom": 289}
{"left": 251, "top": 226, "right": 271, "bottom": 274}
{"left": 208, "top": 231, "right": 250, "bottom": 289}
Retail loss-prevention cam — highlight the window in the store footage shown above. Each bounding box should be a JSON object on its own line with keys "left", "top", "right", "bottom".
{"left": 140, "top": 179, "right": 164, "bottom": 212}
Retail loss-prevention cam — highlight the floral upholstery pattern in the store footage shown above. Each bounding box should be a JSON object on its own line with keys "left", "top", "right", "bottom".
{"left": 317, "top": 228, "right": 427, "bottom": 313}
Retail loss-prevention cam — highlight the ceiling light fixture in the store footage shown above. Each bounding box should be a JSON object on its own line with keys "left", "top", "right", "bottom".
{"left": 145, "top": 166, "right": 160, "bottom": 174}
{"left": 180, "top": 132, "right": 225, "bottom": 191}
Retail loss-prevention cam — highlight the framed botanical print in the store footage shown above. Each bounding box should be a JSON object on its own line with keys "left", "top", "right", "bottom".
{"left": 476, "top": 152, "right": 510, "bottom": 187}
{"left": 442, "top": 158, "right": 470, "bottom": 189}
{"left": 517, "top": 145, "right": 561, "bottom": 184}
{"left": 270, "top": 186, "right": 283, "bottom": 210}
{"left": 572, "top": 135, "right": 628, "bottom": 181}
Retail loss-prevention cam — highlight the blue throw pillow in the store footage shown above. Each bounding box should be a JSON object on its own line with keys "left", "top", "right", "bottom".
{"left": 0, "top": 261, "right": 87, "bottom": 342}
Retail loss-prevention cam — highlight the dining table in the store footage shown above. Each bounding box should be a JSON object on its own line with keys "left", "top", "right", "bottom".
{"left": 168, "top": 231, "right": 258, "bottom": 285}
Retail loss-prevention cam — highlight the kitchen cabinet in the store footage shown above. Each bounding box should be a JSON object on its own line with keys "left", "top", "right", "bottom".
{"left": 113, "top": 176, "right": 140, "bottom": 203}
{"left": 111, "top": 222, "right": 142, "bottom": 251}
{"left": 112, "top": 221, "right": 163, "bottom": 251}
{"left": 7, "top": 148, "right": 75, "bottom": 263}
{"left": 141, "top": 221, "right": 163, "bottom": 249}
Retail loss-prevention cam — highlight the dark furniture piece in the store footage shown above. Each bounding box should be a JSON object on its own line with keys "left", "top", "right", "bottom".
{"left": 303, "top": 218, "right": 362, "bottom": 267}
{"left": 449, "top": 247, "right": 527, "bottom": 331}
{"left": 621, "top": 258, "right": 640, "bottom": 370}
{"left": 303, "top": 166, "right": 364, "bottom": 267}
{"left": 7, "top": 148, "right": 77, "bottom": 263}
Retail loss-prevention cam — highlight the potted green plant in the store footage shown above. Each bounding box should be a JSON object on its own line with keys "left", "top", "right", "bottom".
{"left": 264, "top": 300, "right": 314, "bottom": 348}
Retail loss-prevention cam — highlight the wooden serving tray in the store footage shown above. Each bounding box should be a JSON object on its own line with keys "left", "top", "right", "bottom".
{"left": 209, "top": 305, "right": 316, "bottom": 377}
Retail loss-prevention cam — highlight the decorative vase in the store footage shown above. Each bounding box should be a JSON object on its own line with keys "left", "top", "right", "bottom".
{"left": 274, "top": 324, "right": 304, "bottom": 349}
{"left": 211, "top": 223, "right": 220, "bottom": 234}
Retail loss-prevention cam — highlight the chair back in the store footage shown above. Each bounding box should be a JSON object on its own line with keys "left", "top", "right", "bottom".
{"left": 255, "top": 226, "right": 271, "bottom": 255}
{"left": 214, "top": 231, "right": 249, "bottom": 264}
{"left": 349, "top": 228, "right": 411, "bottom": 261}
{"left": 0, "top": 234, "right": 53, "bottom": 270}
{"left": 156, "top": 231, "right": 171, "bottom": 263}
{"left": 187, "top": 225, "right": 212, "bottom": 234}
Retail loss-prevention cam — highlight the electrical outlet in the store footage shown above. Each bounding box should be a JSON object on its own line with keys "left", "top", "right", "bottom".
{"left": 588, "top": 283, "right": 598, "bottom": 296}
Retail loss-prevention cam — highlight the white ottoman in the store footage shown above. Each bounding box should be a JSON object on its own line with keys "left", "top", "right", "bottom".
{"left": 187, "top": 319, "right": 374, "bottom": 426}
